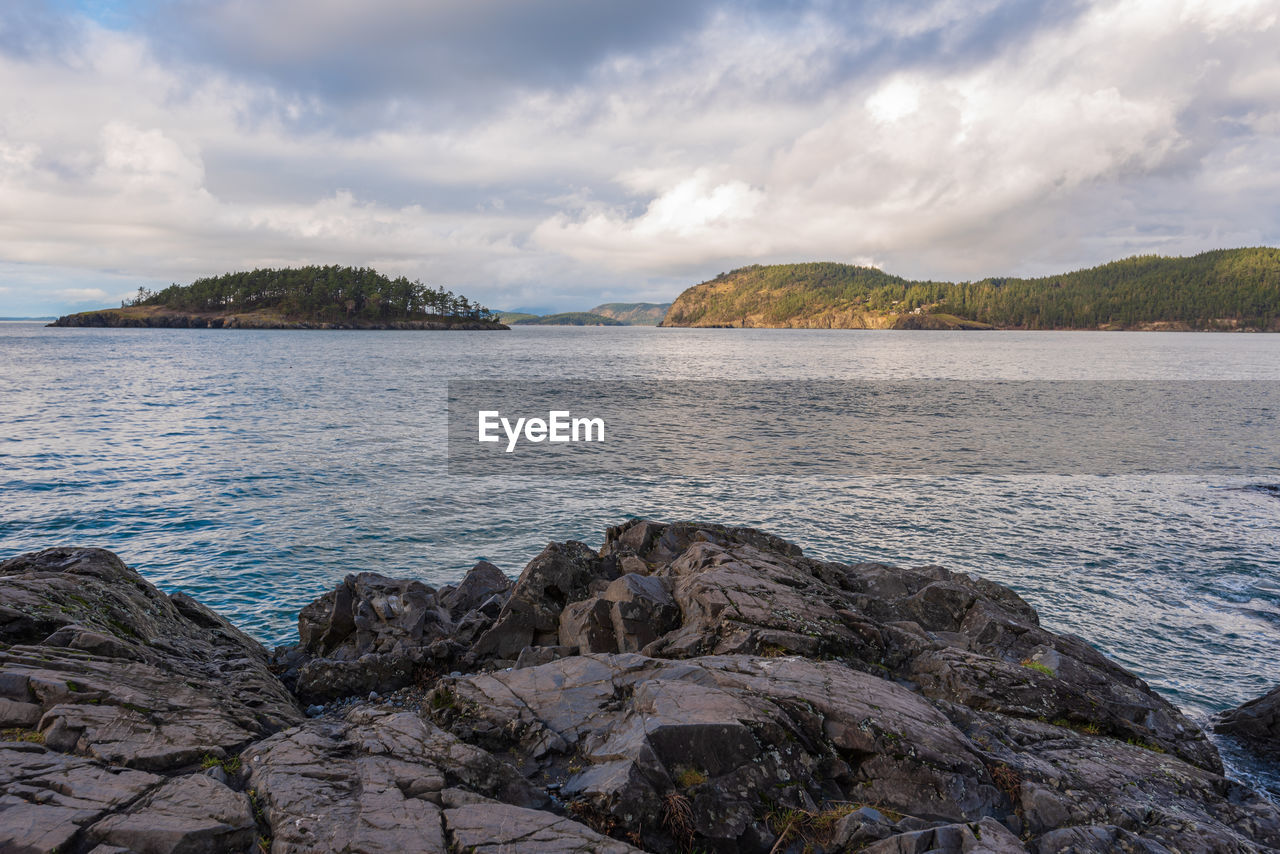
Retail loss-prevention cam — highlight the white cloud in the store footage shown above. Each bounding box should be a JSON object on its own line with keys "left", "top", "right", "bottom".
{"left": 54, "top": 287, "right": 110, "bottom": 302}
{"left": 0, "top": 0, "right": 1278, "bottom": 314}
{"left": 533, "top": 0, "right": 1280, "bottom": 279}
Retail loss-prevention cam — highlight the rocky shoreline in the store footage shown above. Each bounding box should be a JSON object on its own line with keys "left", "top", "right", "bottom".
{"left": 48, "top": 308, "right": 507, "bottom": 330}
{"left": 2, "top": 519, "right": 1278, "bottom": 853}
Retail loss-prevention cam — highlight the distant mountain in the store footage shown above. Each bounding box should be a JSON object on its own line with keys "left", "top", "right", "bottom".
{"left": 587, "top": 302, "right": 672, "bottom": 325}
{"left": 0, "top": 316, "right": 55, "bottom": 321}
{"left": 661, "top": 249, "right": 1280, "bottom": 330}
{"left": 510, "top": 312, "right": 625, "bottom": 326}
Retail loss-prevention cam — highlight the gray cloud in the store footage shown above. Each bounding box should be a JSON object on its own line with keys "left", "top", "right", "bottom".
{"left": 0, "top": 0, "right": 1278, "bottom": 315}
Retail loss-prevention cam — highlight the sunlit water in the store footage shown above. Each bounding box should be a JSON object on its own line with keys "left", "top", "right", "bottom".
{"left": 1, "top": 323, "right": 1277, "bottom": 793}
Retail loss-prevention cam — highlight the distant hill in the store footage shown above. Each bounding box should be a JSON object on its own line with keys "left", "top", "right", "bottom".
{"left": 511, "top": 312, "right": 625, "bottom": 326}
{"left": 494, "top": 311, "right": 540, "bottom": 324}
{"left": 660, "top": 249, "right": 1280, "bottom": 330}
{"left": 51, "top": 266, "right": 505, "bottom": 330}
{"left": 587, "top": 302, "right": 672, "bottom": 325}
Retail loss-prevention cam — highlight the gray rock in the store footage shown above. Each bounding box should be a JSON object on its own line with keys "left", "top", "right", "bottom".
{"left": 558, "top": 597, "right": 617, "bottom": 654}
{"left": 433, "top": 652, "right": 998, "bottom": 849}
{"left": 0, "top": 743, "right": 161, "bottom": 854}
{"left": 242, "top": 708, "right": 545, "bottom": 853}
{"left": 86, "top": 773, "right": 255, "bottom": 854}
{"left": 295, "top": 649, "right": 426, "bottom": 704}
{"left": 513, "top": 645, "right": 577, "bottom": 669}
{"left": 617, "top": 523, "right": 1217, "bottom": 772}
{"left": 0, "top": 548, "right": 301, "bottom": 771}
{"left": 472, "top": 541, "right": 615, "bottom": 660}
{"left": 860, "top": 816, "right": 1028, "bottom": 852}
{"left": 4, "top": 522, "right": 1278, "bottom": 854}
{"left": 603, "top": 573, "right": 681, "bottom": 653}
{"left": 443, "top": 561, "right": 512, "bottom": 620}
{"left": 1215, "top": 683, "right": 1280, "bottom": 753}
{"left": 292, "top": 571, "right": 460, "bottom": 702}
{"left": 298, "top": 571, "right": 450, "bottom": 660}
{"left": 443, "top": 802, "right": 646, "bottom": 853}
{"left": 1032, "top": 824, "right": 1174, "bottom": 853}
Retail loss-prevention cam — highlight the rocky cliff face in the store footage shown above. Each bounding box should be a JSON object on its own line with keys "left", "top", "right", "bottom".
{"left": 2, "top": 523, "right": 1278, "bottom": 853}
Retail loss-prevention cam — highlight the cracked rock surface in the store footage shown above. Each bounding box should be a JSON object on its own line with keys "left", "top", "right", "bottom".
{"left": 3, "top": 522, "right": 1279, "bottom": 853}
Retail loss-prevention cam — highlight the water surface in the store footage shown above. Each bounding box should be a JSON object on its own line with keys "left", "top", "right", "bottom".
{"left": 1, "top": 323, "right": 1277, "bottom": 790}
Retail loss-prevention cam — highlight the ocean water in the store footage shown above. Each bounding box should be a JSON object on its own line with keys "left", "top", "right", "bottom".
{"left": 1, "top": 322, "right": 1278, "bottom": 790}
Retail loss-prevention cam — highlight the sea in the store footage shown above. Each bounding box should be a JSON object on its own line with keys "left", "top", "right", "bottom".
{"left": 1, "top": 322, "right": 1277, "bottom": 793}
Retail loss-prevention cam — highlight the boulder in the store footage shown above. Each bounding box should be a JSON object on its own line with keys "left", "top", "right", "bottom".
{"left": 472, "top": 541, "right": 616, "bottom": 660}
{"left": 1215, "top": 684, "right": 1280, "bottom": 752}
{"left": 442, "top": 561, "right": 512, "bottom": 620}
{"left": 603, "top": 573, "right": 681, "bottom": 653}
{"left": 297, "top": 572, "right": 451, "bottom": 659}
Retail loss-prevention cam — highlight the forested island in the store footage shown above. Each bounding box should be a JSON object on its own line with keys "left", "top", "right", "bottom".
{"left": 661, "top": 248, "right": 1280, "bottom": 330}
{"left": 50, "top": 266, "right": 507, "bottom": 330}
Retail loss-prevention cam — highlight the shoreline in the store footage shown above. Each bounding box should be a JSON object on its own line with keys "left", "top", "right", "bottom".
{"left": 3, "top": 519, "right": 1277, "bottom": 853}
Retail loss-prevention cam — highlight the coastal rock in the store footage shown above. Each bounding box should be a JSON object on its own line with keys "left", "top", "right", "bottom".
{"left": 241, "top": 707, "right": 544, "bottom": 853}
{"left": 0, "top": 743, "right": 162, "bottom": 853}
{"left": 0, "top": 548, "right": 301, "bottom": 771}
{"left": 1215, "top": 684, "right": 1280, "bottom": 753}
{"left": 430, "top": 653, "right": 1000, "bottom": 850}
{"left": 859, "top": 817, "right": 1027, "bottom": 853}
{"left": 443, "top": 803, "right": 646, "bottom": 854}
{"left": 297, "top": 572, "right": 450, "bottom": 658}
{"left": 286, "top": 563, "right": 514, "bottom": 703}
{"left": 442, "top": 560, "right": 512, "bottom": 620}
{"left": 85, "top": 773, "right": 255, "bottom": 854}
{"left": 602, "top": 519, "right": 1218, "bottom": 771}
{"left": 292, "top": 572, "right": 454, "bottom": 702}
{"left": 4, "top": 523, "right": 1279, "bottom": 854}
{"left": 471, "top": 541, "right": 616, "bottom": 661}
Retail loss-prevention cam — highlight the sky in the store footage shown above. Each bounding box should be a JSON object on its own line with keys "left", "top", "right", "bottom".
{"left": 0, "top": 0, "right": 1278, "bottom": 315}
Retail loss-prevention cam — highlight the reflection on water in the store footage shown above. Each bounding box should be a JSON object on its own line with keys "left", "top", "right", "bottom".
{"left": 1, "top": 323, "right": 1278, "bottom": 790}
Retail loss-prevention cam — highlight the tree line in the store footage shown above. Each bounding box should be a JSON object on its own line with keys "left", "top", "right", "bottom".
{"left": 126, "top": 265, "right": 496, "bottom": 323}
{"left": 679, "top": 249, "right": 1280, "bottom": 328}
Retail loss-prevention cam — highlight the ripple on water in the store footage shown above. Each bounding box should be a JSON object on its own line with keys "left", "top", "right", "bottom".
{"left": 1, "top": 325, "right": 1279, "bottom": 792}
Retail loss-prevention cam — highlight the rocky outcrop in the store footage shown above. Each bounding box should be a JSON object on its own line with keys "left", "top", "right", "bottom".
{"left": 1216, "top": 685, "right": 1280, "bottom": 754}
{"left": 0, "top": 547, "right": 299, "bottom": 853}
{"left": 470, "top": 541, "right": 614, "bottom": 662}
{"left": 2, "top": 523, "right": 1278, "bottom": 854}
{"left": 281, "top": 563, "right": 514, "bottom": 703}
{"left": 0, "top": 548, "right": 301, "bottom": 769}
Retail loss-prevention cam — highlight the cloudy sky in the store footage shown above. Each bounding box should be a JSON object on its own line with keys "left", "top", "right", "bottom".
{"left": 1, "top": 0, "right": 1277, "bottom": 315}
